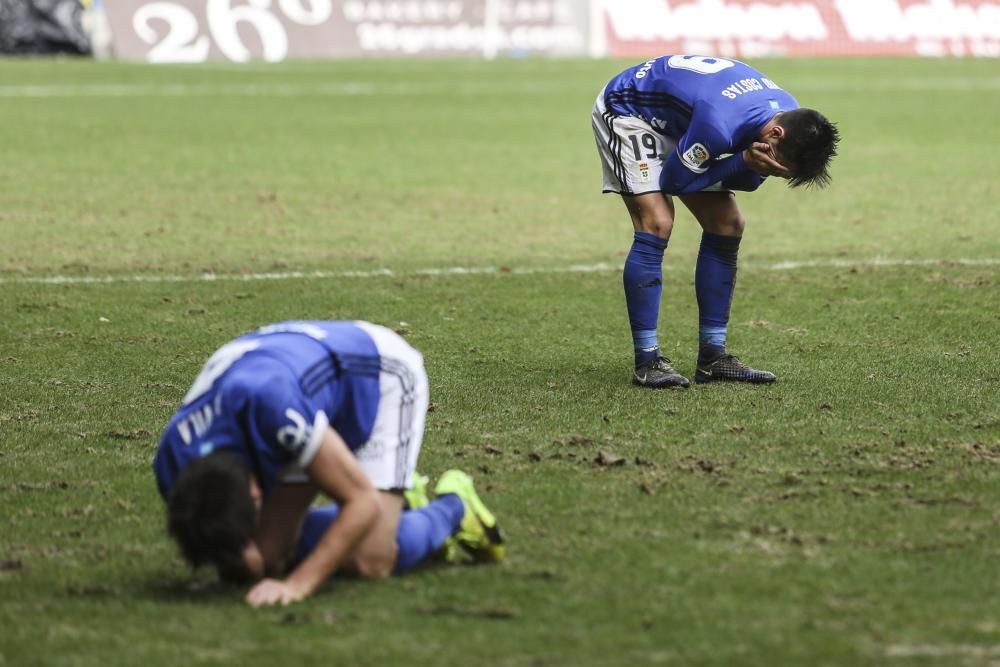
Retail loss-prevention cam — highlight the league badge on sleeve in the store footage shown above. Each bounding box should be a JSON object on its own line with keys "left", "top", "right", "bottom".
{"left": 681, "top": 143, "right": 711, "bottom": 173}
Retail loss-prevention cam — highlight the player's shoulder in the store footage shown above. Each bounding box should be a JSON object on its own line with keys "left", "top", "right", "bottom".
{"left": 248, "top": 320, "right": 377, "bottom": 355}
{"left": 687, "top": 99, "right": 735, "bottom": 143}
{"left": 223, "top": 354, "right": 298, "bottom": 402}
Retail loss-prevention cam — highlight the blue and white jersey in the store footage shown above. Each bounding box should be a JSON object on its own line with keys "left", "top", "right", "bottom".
{"left": 603, "top": 55, "right": 799, "bottom": 194}
{"left": 153, "top": 321, "right": 381, "bottom": 499}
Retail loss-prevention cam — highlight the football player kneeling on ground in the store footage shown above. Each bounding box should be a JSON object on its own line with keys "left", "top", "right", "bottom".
{"left": 153, "top": 320, "right": 503, "bottom": 607}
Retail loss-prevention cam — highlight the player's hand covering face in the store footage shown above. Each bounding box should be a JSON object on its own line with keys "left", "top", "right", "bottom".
{"left": 743, "top": 142, "right": 791, "bottom": 178}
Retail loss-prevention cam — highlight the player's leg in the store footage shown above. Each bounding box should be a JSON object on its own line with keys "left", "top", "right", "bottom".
{"left": 345, "top": 480, "right": 502, "bottom": 574}
{"left": 680, "top": 191, "right": 776, "bottom": 384}
{"left": 680, "top": 191, "right": 744, "bottom": 362}
{"left": 345, "top": 491, "right": 405, "bottom": 578}
{"left": 281, "top": 495, "right": 406, "bottom": 580}
{"left": 620, "top": 193, "right": 689, "bottom": 388}
{"left": 591, "top": 93, "right": 688, "bottom": 389}
{"left": 346, "top": 322, "right": 502, "bottom": 574}
{"left": 623, "top": 193, "right": 673, "bottom": 362}
{"left": 302, "top": 489, "right": 464, "bottom": 579}
{"left": 291, "top": 480, "right": 491, "bottom": 575}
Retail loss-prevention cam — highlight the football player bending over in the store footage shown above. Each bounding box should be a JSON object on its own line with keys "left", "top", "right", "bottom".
{"left": 593, "top": 55, "right": 840, "bottom": 388}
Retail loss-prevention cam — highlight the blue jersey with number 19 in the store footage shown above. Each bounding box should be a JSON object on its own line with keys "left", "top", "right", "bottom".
{"left": 603, "top": 55, "right": 799, "bottom": 194}
{"left": 152, "top": 321, "right": 381, "bottom": 500}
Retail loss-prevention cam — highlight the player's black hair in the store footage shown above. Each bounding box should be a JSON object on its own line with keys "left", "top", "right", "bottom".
{"left": 166, "top": 451, "right": 257, "bottom": 582}
{"left": 775, "top": 108, "right": 841, "bottom": 189}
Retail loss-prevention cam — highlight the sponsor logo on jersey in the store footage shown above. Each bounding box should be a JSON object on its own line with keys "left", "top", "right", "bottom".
{"left": 681, "top": 143, "right": 711, "bottom": 173}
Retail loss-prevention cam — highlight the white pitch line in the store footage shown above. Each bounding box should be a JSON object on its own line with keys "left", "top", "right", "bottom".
{"left": 0, "top": 263, "right": 617, "bottom": 285}
{"left": 0, "top": 258, "right": 997, "bottom": 286}
{"left": 885, "top": 643, "right": 1000, "bottom": 658}
{"left": 763, "top": 257, "right": 1000, "bottom": 270}
{"left": 0, "top": 81, "right": 580, "bottom": 98}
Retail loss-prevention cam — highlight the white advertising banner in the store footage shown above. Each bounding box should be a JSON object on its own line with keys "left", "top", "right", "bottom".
{"left": 103, "top": 0, "right": 590, "bottom": 62}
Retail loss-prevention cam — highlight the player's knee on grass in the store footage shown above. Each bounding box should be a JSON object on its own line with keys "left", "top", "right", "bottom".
{"left": 347, "top": 490, "right": 404, "bottom": 579}
{"left": 349, "top": 543, "right": 398, "bottom": 579}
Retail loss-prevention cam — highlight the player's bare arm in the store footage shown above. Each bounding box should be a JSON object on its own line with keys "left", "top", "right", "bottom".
{"left": 248, "top": 482, "right": 319, "bottom": 578}
{"left": 246, "top": 427, "right": 381, "bottom": 607}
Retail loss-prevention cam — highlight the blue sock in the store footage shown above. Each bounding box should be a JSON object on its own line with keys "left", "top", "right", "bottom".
{"left": 290, "top": 495, "right": 465, "bottom": 574}
{"left": 394, "top": 494, "right": 464, "bottom": 574}
{"left": 624, "top": 232, "right": 669, "bottom": 367}
{"left": 291, "top": 504, "right": 341, "bottom": 569}
{"left": 695, "top": 231, "right": 741, "bottom": 364}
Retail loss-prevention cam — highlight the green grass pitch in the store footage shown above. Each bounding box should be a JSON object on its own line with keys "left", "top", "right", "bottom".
{"left": 1, "top": 57, "right": 998, "bottom": 666}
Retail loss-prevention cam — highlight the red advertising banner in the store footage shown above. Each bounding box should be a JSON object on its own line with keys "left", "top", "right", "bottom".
{"left": 601, "top": 0, "right": 1000, "bottom": 58}
{"left": 103, "top": 0, "right": 590, "bottom": 62}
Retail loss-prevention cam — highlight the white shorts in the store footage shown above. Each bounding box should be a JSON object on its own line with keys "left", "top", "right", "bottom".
{"left": 350, "top": 322, "right": 429, "bottom": 492}
{"left": 592, "top": 88, "right": 726, "bottom": 196}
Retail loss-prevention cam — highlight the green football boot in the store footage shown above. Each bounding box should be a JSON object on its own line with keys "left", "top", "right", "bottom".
{"left": 434, "top": 470, "right": 505, "bottom": 563}
{"left": 403, "top": 473, "right": 430, "bottom": 510}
